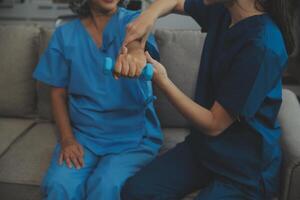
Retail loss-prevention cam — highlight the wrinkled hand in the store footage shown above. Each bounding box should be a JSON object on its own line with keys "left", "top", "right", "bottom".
{"left": 114, "top": 46, "right": 147, "bottom": 79}
{"left": 145, "top": 51, "right": 168, "bottom": 86}
{"left": 59, "top": 137, "right": 84, "bottom": 169}
{"left": 123, "top": 10, "right": 156, "bottom": 47}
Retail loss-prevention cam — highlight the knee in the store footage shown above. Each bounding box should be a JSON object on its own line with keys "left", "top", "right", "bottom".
{"left": 41, "top": 169, "right": 83, "bottom": 199}
{"left": 42, "top": 172, "right": 67, "bottom": 192}
{"left": 121, "top": 176, "right": 152, "bottom": 200}
{"left": 87, "top": 172, "right": 122, "bottom": 193}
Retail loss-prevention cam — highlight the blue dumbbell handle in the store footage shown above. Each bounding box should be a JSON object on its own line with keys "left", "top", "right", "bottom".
{"left": 104, "top": 57, "right": 154, "bottom": 81}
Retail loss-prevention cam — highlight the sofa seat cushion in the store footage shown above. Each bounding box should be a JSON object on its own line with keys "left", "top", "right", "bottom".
{"left": 0, "top": 123, "right": 57, "bottom": 185}
{"left": 0, "top": 25, "right": 39, "bottom": 117}
{"left": 160, "top": 128, "right": 190, "bottom": 154}
{"left": 0, "top": 118, "right": 35, "bottom": 156}
{"left": 0, "top": 183, "right": 41, "bottom": 200}
{"left": 154, "top": 29, "right": 206, "bottom": 128}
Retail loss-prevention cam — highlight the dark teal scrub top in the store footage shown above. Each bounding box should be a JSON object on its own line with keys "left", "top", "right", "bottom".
{"left": 33, "top": 7, "right": 162, "bottom": 156}
{"left": 184, "top": 0, "right": 288, "bottom": 198}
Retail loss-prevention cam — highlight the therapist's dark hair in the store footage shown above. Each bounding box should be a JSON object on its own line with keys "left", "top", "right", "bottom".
{"left": 256, "top": 0, "right": 295, "bottom": 55}
{"left": 69, "top": 0, "right": 125, "bottom": 17}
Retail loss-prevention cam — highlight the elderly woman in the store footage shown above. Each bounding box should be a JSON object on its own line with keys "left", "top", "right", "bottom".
{"left": 32, "top": 0, "right": 162, "bottom": 199}
{"left": 119, "top": 0, "right": 295, "bottom": 199}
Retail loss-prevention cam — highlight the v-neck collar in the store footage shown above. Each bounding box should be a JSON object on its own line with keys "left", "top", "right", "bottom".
{"left": 78, "top": 7, "right": 120, "bottom": 51}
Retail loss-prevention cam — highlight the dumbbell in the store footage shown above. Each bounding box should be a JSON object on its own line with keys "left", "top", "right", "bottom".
{"left": 104, "top": 57, "right": 154, "bottom": 81}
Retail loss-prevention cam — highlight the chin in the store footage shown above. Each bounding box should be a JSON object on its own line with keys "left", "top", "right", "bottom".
{"left": 91, "top": 0, "right": 119, "bottom": 13}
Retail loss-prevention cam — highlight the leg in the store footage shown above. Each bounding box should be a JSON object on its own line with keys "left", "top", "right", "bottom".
{"left": 195, "top": 178, "right": 264, "bottom": 200}
{"left": 86, "top": 140, "right": 157, "bottom": 200}
{"left": 41, "top": 143, "right": 99, "bottom": 200}
{"left": 121, "top": 141, "right": 213, "bottom": 200}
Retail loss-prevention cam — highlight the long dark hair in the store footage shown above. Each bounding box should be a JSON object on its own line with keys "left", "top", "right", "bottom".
{"left": 69, "top": 0, "right": 125, "bottom": 17}
{"left": 256, "top": 0, "right": 295, "bottom": 55}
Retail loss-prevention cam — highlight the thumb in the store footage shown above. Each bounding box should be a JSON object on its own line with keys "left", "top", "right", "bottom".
{"left": 145, "top": 51, "right": 156, "bottom": 65}
{"left": 121, "top": 46, "right": 128, "bottom": 55}
{"left": 141, "top": 33, "right": 149, "bottom": 49}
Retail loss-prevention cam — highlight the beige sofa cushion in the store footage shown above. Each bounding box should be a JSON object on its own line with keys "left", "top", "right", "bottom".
{"left": 0, "top": 118, "right": 35, "bottom": 156}
{"left": 36, "top": 28, "right": 55, "bottom": 121}
{"left": 0, "top": 25, "right": 39, "bottom": 117}
{"left": 0, "top": 123, "right": 57, "bottom": 185}
{"left": 154, "top": 29, "right": 206, "bottom": 128}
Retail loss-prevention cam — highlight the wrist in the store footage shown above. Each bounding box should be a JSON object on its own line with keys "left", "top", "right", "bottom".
{"left": 60, "top": 135, "right": 75, "bottom": 143}
{"left": 156, "top": 76, "right": 171, "bottom": 91}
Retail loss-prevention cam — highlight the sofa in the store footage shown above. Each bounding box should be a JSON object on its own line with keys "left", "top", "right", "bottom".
{"left": 0, "top": 24, "right": 300, "bottom": 200}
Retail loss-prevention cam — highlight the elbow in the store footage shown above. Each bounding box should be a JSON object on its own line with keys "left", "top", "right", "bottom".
{"left": 202, "top": 117, "right": 224, "bottom": 137}
{"left": 205, "top": 128, "right": 223, "bottom": 137}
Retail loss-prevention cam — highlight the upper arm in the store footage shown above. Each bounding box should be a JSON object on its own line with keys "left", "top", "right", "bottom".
{"left": 173, "top": 0, "right": 186, "bottom": 15}
{"left": 209, "top": 101, "right": 235, "bottom": 136}
{"left": 32, "top": 28, "right": 69, "bottom": 88}
{"left": 215, "top": 41, "right": 285, "bottom": 121}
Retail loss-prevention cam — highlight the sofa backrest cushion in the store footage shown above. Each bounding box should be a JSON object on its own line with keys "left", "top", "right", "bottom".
{"left": 36, "top": 28, "right": 54, "bottom": 120}
{"left": 0, "top": 25, "right": 39, "bottom": 118}
{"left": 154, "top": 29, "right": 206, "bottom": 128}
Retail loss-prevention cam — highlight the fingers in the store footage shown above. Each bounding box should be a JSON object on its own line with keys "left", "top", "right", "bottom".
{"left": 77, "top": 145, "right": 85, "bottom": 167}
{"left": 70, "top": 154, "right": 81, "bottom": 170}
{"left": 59, "top": 146, "right": 84, "bottom": 170}
{"left": 114, "top": 55, "right": 122, "bottom": 80}
{"left": 65, "top": 157, "right": 72, "bottom": 168}
{"left": 121, "top": 54, "right": 130, "bottom": 76}
{"left": 128, "top": 61, "right": 137, "bottom": 78}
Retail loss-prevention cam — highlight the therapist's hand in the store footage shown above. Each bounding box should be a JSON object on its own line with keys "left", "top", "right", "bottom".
{"left": 114, "top": 46, "right": 147, "bottom": 79}
{"left": 145, "top": 51, "right": 169, "bottom": 86}
{"left": 59, "top": 137, "right": 84, "bottom": 170}
{"left": 123, "top": 10, "right": 156, "bottom": 47}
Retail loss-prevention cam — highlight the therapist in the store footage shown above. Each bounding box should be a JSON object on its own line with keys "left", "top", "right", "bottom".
{"left": 119, "top": 0, "right": 295, "bottom": 199}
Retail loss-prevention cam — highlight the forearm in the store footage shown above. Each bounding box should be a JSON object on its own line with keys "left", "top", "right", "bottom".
{"left": 145, "top": 0, "right": 185, "bottom": 20}
{"left": 51, "top": 89, "right": 74, "bottom": 142}
{"left": 158, "top": 78, "right": 225, "bottom": 136}
{"left": 127, "top": 40, "right": 144, "bottom": 56}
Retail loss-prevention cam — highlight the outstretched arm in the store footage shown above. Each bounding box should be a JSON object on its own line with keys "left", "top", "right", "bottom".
{"left": 123, "top": 0, "right": 186, "bottom": 46}
{"left": 145, "top": 52, "right": 235, "bottom": 137}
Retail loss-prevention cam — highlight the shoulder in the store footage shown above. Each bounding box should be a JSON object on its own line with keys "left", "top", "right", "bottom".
{"left": 52, "top": 18, "right": 80, "bottom": 47}
{"left": 117, "top": 7, "right": 141, "bottom": 24}
{"left": 245, "top": 15, "right": 288, "bottom": 63}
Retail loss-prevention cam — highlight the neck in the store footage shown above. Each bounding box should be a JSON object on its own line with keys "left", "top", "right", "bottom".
{"left": 89, "top": 6, "right": 117, "bottom": 30}
{"left": 226, "top": 0, "right": 264, "bottom": 27}
{"left": 90, "top": 6, "right": 117, "bottom": 18}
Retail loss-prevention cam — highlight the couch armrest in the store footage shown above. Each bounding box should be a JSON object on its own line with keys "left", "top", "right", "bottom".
{"left": 278, "top": 89, "right": 300, "bottom": 200}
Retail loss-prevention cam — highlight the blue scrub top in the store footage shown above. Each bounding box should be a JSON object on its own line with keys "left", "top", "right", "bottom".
{"left": 33, "top": 7, "right": 163, "bottom": 155}
{"left": 184, "top": 0, "right": 288, "bottom": 198}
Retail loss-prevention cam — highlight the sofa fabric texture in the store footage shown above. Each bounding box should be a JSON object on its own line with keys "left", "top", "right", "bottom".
{"left": 0, "top": 25, "right": 39, "bottom": 118}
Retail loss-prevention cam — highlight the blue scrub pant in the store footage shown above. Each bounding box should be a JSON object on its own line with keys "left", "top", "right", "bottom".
{"left": 121, "top": 141, "right": 264, "bottom": 200}
{"left": 41, "top": 139, "right": 158, "bottom": 200}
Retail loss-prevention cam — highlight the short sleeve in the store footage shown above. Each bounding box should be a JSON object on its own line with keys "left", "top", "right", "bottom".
{"left": 216, "top": 42, "right": 285, "bottom": 119}
{"left": 32, "top": 28, "right": 69, "bottom": 88}
{"left": 184, "top": 0, "right": 211, "bottom": 31}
